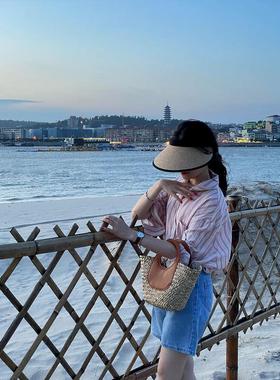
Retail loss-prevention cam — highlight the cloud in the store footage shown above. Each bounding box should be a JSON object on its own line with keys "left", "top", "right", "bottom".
{"left": 0, "top": 99, "right": 40, "bottom": 105}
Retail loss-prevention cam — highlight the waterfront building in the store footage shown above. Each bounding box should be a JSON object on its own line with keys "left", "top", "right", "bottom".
{"left": 256, "top": 120, "right": 265, "bottom": 129}
{"left": 105, "top": 125, "right": 152, "bottom": 143}
{"left": 248, "top": 129, "right": 270, "bottom": 142}
{"left": 229, "top": 126, "right": 243, "bottom": 134}
{"left": 57, "top": 128, "right": 93, "bottom": 138}
{"left": 25, "top": 127, "right": 94, "bottom": 139}
{"left": 105, "top": 126, "right": 130, "bottom": 143}
{"left": 95, "top": 124, "right": 115, "bottom": 137}
{"left": 26, "top": 128, "right": 43, "bottom": 139}
{"left": 158, "top": 125, "right": 174, "bottom": 142}
{"left": 0, "top": 127, "right": 24, "bottom": 140}
{"left": 25, "top": 128, "right": 49, "bottom": 139}
{"left": 47, "top": 127, "right": 58, "bottom": 138}
{"left": 243, "top": 121, "right": 257, "bottom": 130}
{"left": 67, "top": 116, "right": 80, "bottom": 129}
{"left": 217, "top": 132, "right": 231, "bottom": 144}
{"left": 265, "top": 115, "right": 280, "bottom": 134}
{"left": 105, "top": 124, "right": 174, "bottom": 144}
{"left": 164, "top": 104, "right": 171, "bottom": 125}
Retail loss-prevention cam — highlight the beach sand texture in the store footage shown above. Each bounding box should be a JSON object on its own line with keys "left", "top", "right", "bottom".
{"left": 0, "top": 184, "right": 280, "bottom": 379}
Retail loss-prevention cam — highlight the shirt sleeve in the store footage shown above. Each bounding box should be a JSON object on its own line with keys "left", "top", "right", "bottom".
{"left": 141, "top": 190, "right": 169, "bottom": 236}
{"left": 182, "top": 198, "right": 232, "bottom": 272}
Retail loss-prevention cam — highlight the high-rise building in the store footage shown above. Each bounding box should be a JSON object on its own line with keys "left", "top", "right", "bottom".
{"left": 164, "top": 104, "right": 171, "bottom": 125}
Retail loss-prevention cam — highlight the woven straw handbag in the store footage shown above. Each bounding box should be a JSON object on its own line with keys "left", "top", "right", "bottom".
{"left": 139, "top": 239, "right": 202, "bottom": 311}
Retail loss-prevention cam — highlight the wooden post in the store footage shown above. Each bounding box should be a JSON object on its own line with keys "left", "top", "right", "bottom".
{"left": 226, "top": 196, "right": 241, "bottom": 380}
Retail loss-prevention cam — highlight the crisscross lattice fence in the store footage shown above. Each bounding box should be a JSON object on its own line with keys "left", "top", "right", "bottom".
{"left": 0, "top": 195, "right": 280, "bottom": 379}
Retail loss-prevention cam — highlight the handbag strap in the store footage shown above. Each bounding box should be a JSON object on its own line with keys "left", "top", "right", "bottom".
{"left": 155, "top": 240, "right": 180, "bottom": 269}
{"left": 148, "top": 239, "right": 192, "bottom": 290}
{"left": 166, "top": 239, "right": 192, "bottom": 265}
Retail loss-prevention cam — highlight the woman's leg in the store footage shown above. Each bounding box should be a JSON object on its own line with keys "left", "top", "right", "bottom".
{"left": 181, "top": 356, "right": 196, "bottom": 380}
{"left": 156, "top": 346, "right": 191, "bottom": 380}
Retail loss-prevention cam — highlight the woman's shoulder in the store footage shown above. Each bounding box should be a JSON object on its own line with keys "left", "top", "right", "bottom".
{"left": 195, "top": 188, "right": 220, "bottom": 208}
{"left": 191, "top": 188, "right": 229, "bottom": 221}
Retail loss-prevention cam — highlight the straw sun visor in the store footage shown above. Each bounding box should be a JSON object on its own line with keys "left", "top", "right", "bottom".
{"left": 153, "top": 145, "right": 213, "bottom": 172}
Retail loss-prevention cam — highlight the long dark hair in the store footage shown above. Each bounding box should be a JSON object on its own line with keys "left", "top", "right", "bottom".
{"left": 170, "top": 120, "right": 228, "bottom": 196}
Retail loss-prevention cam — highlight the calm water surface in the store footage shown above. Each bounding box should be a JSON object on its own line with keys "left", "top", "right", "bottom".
{"left": 0, "top": 146, "right": 279, "bottom": 203}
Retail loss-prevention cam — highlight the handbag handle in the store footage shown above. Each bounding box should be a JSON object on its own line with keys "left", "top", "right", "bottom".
{"left": 155, "top": 239, "right": 191, "bottom": 268}
{"left": 148, "top": 239, "right": 192, "bottom": 290}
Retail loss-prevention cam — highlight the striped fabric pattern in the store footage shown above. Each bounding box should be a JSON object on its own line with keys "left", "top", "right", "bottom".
{"left": 141, "top": 170, "right": 232, "bottom": 273}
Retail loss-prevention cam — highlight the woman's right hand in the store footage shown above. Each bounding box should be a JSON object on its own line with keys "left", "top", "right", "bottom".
{"left": 158, "top": 179, "right": 198, "bottom": 203}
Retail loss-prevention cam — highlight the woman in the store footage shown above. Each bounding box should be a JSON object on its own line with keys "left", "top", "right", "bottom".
{"left": 102, "top": 120, "right": 232, "bottom": 380}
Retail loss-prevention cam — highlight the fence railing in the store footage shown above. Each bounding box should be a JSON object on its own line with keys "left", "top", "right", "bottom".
{"left": 0, "top": 195, "right": 280, "bottom": 379}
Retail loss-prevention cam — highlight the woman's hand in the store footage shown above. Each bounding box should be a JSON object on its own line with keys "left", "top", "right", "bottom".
{"left": 101, "top": 215, "right": 136, "bottom": 241}
{"left": 159, "top": 179, "right": 198, "bottom": 203}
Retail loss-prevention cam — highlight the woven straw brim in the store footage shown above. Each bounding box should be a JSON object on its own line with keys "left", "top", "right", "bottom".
{"left": 153, "top": 145, "right": 213, "bottom": 172}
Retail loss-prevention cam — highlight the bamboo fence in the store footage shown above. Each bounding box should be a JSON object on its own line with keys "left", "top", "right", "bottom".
{"left": 0, "top": 195, "right": 280, "bottom": 379}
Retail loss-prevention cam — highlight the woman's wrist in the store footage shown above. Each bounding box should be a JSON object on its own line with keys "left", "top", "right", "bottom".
{"left": 145, "top": 189, "right": 155, "bottom": 201}
{"left": 131, "top": 180, "right": 163, "bottom": 220}
{"left": 128, "top": 229, "right": 138, "bottom": 242}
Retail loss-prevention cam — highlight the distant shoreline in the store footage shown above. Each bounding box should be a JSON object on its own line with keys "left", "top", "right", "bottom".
{"left": 219, "top": 142, "right": 280, "bottom": 147}
{"left": 1, "top": 142, "right": 280, "bottom": 149}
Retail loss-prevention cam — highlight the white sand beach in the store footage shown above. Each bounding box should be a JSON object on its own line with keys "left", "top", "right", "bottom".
{"left": 0, "top": 192, "right": 279, "bottom": 379}
{"left": 0, "top": 195, "right": 139, "bottom": 236}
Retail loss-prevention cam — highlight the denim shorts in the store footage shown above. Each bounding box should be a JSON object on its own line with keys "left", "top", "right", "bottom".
{"left": 151, "top": 271, "right": 213, "bottom": 356}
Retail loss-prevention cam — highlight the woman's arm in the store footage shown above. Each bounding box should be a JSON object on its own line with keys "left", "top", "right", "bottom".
{"left": 131, "top": 180, "right": 163, "bottom": 220}
{"left": 131, "top": 178, "right": 195, "bottom": 220}
{"left": 101, "top": 215, "right": 177, "bottom": 259}
{"left": 129, "top": 229, "right": 177, "bottom": 259}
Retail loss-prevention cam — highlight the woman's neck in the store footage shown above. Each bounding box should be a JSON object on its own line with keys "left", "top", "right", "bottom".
{"left": 188, "top": 168, "right": 212, "bottom": 186}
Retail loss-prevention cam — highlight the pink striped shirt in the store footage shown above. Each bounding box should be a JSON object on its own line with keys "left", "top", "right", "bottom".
{"left": 141, "top": 170, "right": 232, "bottom": 273}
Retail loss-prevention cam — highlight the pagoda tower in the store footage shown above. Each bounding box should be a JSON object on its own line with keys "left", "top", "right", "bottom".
{"left": 164, "top": 103, "right": 171, "bottom": 125}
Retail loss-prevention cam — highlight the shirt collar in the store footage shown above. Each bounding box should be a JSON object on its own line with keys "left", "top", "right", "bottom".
{"left": 178, "top": 169, "right": 219, "bottom": 191}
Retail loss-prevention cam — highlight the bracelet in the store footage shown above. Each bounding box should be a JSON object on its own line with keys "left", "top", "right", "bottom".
{"left": 145, "top": 190, "right": 155, "bottom": 202}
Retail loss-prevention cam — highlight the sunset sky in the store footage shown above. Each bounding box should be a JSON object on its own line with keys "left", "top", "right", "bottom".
{"left": 0, "top": 0, "right": 279, "bottom": 123}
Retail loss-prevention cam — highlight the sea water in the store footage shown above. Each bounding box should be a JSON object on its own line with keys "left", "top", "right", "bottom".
{"left": 1, "top": 146, "right": 280, "bottom": 203}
